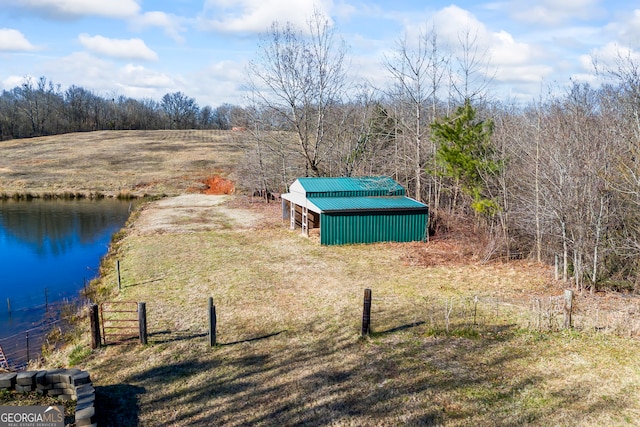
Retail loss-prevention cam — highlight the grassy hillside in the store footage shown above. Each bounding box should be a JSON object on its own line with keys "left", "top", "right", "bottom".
{"left": 0, "top": 130, "right": 244, "bottom": 198}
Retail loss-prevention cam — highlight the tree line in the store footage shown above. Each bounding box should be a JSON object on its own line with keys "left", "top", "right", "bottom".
{"left": 241, "top": 12, "right": 640, "bottom": 293}
{"left": 0, "top": 76, "right": 246, "bottom": 139}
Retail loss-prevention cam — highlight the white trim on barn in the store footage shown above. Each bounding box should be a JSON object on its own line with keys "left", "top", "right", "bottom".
{"left": 281, "top": 184, "right": 322, "bottom": 236}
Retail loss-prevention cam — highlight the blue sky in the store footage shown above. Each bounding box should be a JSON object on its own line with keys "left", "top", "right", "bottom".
{"left": 0, "top": 0, "right": 638, "bottom": 107}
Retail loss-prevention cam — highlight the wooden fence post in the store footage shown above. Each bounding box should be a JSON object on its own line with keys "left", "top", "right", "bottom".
{"left": 138, "top": 302, "right": 148, "bottom": 345}
{"left": 90, "top": 304, "right": 101, "bottom": 349}
{"left": 563, "top": 290, "right": 574, "bottom": 329}
{"left": 208, "top": 297, "right": 217, "bottom": 346}
{"left": 473, "top": 295, "right": 478, "bottom": 326}
{"left": 362, "top": 289, "right": 372, "bottom": 337}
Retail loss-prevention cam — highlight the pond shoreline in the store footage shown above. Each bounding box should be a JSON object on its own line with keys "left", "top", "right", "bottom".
{"left": 0, "top": 198, "right": 138, "bottom": 369}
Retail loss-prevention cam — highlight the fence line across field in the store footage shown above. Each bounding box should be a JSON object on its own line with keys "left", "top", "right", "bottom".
{"left": 5, "top": 287, "right": 640, "bottom": 372}
{"left": 367, "top": 289, "right": 640, "bottom": 337}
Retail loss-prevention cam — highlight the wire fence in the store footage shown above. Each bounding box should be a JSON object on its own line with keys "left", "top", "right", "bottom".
{"left": 0, "top": 320, "right": 64, "bottom": 371}
{"left": 369, "top": 290, "right": 640, "bottom": 338}
{"left": 0, "top": 298, "right": 87, "bottom": 371}
{"left": 1, "top": 284, "right": 90, "bottom": 315}
{"left": 4, "top": 286, "right": 640, "bottom": 371}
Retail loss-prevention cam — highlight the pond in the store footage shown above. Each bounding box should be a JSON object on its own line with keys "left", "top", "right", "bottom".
{"left": 0, "top": 199, "right": 132, "bottom": 341}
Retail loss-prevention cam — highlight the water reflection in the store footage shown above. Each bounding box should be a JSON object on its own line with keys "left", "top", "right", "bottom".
{"left": 0, "top": 199, "right": 132, "bottom": 338}
{"left": 0, "top": 199, "right": 131, "bottom": 256}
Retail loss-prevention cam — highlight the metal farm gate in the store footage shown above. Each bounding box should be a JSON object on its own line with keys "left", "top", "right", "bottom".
{"left": 99, "top": 301, "right": 147, "bottom": 345}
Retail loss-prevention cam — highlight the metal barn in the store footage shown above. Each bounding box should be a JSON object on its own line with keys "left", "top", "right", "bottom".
{"left": 281, "top": 177, "right": 429, "bottom": 245}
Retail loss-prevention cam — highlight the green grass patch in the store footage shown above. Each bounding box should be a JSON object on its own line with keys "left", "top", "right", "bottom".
{"left": 68, "top": 344, "right": 92, "bottom": 366}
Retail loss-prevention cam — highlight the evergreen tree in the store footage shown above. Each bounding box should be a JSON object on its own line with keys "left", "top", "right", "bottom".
{"left": 430, "top": 99, "right": 501, "bottom": 215}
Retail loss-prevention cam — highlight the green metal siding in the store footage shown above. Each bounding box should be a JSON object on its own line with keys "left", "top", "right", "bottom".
{"left": 320, "top": 211, "right": 428, "bottom": 245}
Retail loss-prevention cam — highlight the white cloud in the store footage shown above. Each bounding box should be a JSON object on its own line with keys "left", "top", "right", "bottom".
{"left": 605, "top": 9, "right": 640, "bottom": 46}
{"left": 490, "top": 31, "right": 537, "bottom": 66}
{"left": 582, "top": 42, "right": 640, "bottom": 75}
{"left": 186, "top": 60, "right": 248, "bottom": 106}
{"left": 120, "top": 64, "right": 174, "bottom": 88}
{"left": 198, "top": 0, "right": 333, "bottom": 33}
{"left": 131, "top": 11, "right": 187, "bottom": 43}
{"left": 494, "top": 64, "right": 554, "bottom": 84}
{"left": 429, "top": 6, "right": 541, "bottom": 70}
{"left": 0, "top": 28, "right": 38, "bottom": 51}
{"left": 508, "top": 0, "right": 602, "bottom": 26}
{"left": 41, "top": 52, "right": 175, "bottom": 99}
{"left": 431, "top": 5, "right": 489, "bottom": 46}
{"left": 44, "top": 51, "right": 117, "bottom": 92}
{"left": 2, "top": 75, "right": 33, "bottom": 90}
{"left": 389, "top": 4, "right": 566, "bottom": 101}
{"left": 79, "top": 34, "right": 158, "bottom": 61}
{"left": 7, "top": 0, "right": 140, "bottom": 18}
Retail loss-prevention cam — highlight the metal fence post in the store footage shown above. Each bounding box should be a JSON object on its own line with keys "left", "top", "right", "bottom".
{"left": 208, "top": 297, "right": 217, "bottom": 346}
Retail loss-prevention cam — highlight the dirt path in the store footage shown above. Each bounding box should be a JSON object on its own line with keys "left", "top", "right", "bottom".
{"left": 132, "top": 194, "right": 262, "bottom": 235}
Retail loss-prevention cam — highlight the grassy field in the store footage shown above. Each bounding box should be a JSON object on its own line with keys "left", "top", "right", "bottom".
{"left": 55, "top": 195, "right": 640, "bottom": 427}
{"left": 5, "top": 131, "right": 640, "bottom": 426}
{"left": 0, "top": 130, "right": 243, "bottom": 198}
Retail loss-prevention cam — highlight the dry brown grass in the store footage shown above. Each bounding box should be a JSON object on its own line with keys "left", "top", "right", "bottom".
{"left": 62, "top": 194, "right": 640, "bottom": 427}
{"left": 9, "top": 130, "right": 640, "bottom": 425}
{"left": 0, "top": 130, "right": 244, "bottom": 198}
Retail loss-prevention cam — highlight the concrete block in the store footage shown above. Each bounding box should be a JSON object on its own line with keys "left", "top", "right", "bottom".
{"left": 75, "top": 406, "right": 96, "bottom": 426}
{"left": 35, "top": 370, "right": 48, "bottom": 385}
{"left": 71, "top": 371, "right": 91, "bottom": 386}
{"left": 0, "top": 372, "right": 17, "bottom": 388}
{"left": 45, "top": 369, "right": 64, "bottom": 383}
{"left": 16, "top": 371, "right": 37, "bottom": 386}
{"left": 59, "top": 368, "right": 81, "bottom": 384}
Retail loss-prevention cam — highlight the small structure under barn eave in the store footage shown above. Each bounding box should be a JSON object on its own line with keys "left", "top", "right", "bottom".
{"left": 281, "top": 176, "right": 429, "bottom": 245}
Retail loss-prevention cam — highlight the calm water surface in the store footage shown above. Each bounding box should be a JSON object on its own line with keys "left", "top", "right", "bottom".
{"left": 0, "top": 199, "right": 132, "bottom": 339}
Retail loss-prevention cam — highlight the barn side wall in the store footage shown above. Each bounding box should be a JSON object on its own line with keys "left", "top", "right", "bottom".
{"left": 320, "top": 211, "right": 428, "bottom": 245}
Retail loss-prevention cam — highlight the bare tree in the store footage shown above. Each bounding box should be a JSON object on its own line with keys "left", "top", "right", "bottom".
{"left": 161, "top": 91, "right": 199, "bottom": 129}
{"left": 451, "top": 29, "right": 494, "bottom": 104}
{"left": 247, "top": 9, "right": 348, "bottom": 177}
{"left": 384, "top": 29, "right": 449, "bottom": 202}
{"left": 14, "top": 76, "right": 64, "bottom": 137}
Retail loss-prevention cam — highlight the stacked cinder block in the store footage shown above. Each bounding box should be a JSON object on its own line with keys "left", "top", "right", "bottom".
{"left": 0, "top": 369, "right": 96, "bottom": 426}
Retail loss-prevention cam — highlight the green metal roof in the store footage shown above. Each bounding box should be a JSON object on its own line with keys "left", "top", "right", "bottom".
{"left": 296, "top": 176, "right": 405, "bottom": 197}
{"left": 308, "top": 196, "right": 428, "bottom": 213}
